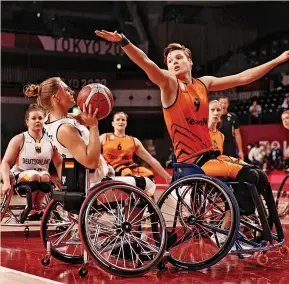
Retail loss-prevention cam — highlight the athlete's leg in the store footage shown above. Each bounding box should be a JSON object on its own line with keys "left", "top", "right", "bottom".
{"left": 131, "top": 167, "right": 155, "bottom": 180}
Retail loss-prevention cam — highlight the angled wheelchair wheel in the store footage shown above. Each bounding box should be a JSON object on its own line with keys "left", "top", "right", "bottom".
{"left": 157, "top": 174, "right": 240, "bottom": 270}
{"left": 276, "top": 174, "right": 289, "bottom": 218}
{"left": 40, "top": 199, "right": 83, "bottom": 264}
{"left": 79, "top": 180, "right": 167, "bottom": 277}
{"left": 1, "top": 174, "right": 15, "bottom": 221}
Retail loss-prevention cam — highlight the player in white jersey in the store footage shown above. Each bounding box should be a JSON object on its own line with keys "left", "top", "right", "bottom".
{"left": 24, "top": 78, "right": 155, "bottom": 196}
{"left": 1, "top": 104, "right": 62, "bottom": 219}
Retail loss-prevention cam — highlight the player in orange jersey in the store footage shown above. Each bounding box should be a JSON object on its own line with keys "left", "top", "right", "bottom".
{"left": 100, "top": 112, "right": 171, "bottom": 184}
{"left": 95, "top": 30, "right": 288, "bottom": 207}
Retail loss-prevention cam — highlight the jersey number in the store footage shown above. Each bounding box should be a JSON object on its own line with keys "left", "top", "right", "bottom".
{"left": 194, "top": 98, "right": 200, "bottom": 112}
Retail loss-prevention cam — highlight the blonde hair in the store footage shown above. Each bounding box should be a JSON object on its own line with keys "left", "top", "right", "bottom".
{"left": 24, "top": 77, "right": 62, "bottom": 111}
{"left": 209, "top": 100, "right": 223, "bottom": 129}
{"left": 282, "top": 110, "right": 289, "bottom": 116}
{"left": 163, "top": 43, "right": 192, "bottom": 66}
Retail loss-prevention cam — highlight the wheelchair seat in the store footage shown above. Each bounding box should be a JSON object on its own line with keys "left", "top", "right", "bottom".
{"left": 172, "top": 163, "right": 205, "bottom": 181}
{"left": 52, "top": 158, "right": 87, "bottom": 213}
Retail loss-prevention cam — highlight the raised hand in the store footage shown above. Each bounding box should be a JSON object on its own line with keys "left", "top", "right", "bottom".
{"left": 95, "top": 30, "right": 122, "bottom": 42}
{"left": 276, "top": 50, "right": 289, "bottom": 64}
{"left": 79, "top": 103, "right": 98, "bottom": 128}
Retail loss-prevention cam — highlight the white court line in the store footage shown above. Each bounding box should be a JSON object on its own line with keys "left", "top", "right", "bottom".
{"left": 0, "top": 266, "right": 63, "bottom": 284}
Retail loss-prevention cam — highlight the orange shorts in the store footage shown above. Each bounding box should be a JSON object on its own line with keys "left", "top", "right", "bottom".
{"left": 201, "top": 155, "right": 247, "bottom": 179}
{"left": 114, "top": 164, "right": 154, "bottom": 178}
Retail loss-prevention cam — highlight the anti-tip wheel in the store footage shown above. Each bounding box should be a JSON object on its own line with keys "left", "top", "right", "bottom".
{"left": 41, "top": 256, "right": 51, "bottom": 266}
{"left": 256, "top": 253, "right": 268, "bottom": 266}
{"left": 78, "top": 265, "right": 88, "bottom": 278}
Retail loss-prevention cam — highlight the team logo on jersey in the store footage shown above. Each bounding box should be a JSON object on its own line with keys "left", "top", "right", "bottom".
{"left": 35, "top": 146, "right": 41, "bottom": 154}
{"left": 117, "top": 143, "right": 122, "bottom": 150}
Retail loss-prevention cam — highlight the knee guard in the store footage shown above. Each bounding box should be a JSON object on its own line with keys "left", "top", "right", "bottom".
{"left": 254, "top": 169, "right": 268, "bottom": 195}
{"left": 236, "top": 166, "right": 259, "bottom": 185}
{"left": 132, "top": 176, "right": 146, "bottom": 190}
{"left": 17, "top": 181, "right": 31, "bottom": 195}
{"left": 235, "top": 167, "right": 259, "bottom": 215}
{"left": 29, "top": 180, "right": 41, "bottom": 192}
{"left": 40, "top": 181, "right": 53, "bottom": 193}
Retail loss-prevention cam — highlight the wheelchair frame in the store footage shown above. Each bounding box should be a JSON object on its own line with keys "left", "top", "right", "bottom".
{"left": 276, "top": 172, "right": 289, "bottom": 218}
{"left": 1, "top": 173, "right": 55, "bottom": 237}
{"left": 156, "top": 162, "right": 288, "bottom": 269}
{"left": 41, "top": 160, "right": 167, "bottom": 278}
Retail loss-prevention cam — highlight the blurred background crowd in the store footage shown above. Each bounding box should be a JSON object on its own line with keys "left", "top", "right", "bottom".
{"left": 1, "top": 1, "right": 289, "bottom": 173}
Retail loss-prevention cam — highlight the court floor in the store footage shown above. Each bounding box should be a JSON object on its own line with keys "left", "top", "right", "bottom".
{"left": 1, "top": 187, "right": 289, "bottom": 284}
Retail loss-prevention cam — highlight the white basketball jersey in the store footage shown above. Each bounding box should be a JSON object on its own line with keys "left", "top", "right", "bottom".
{"left": 44, "top": 117, "right": 108, "bottom": 183}
{"left": 11, "top": 132, "right": 53, "bottom": 173}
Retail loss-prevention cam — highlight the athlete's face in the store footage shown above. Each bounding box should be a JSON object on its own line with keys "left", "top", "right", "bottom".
{"left": 112, "top": 113, "right": 127, "bottom": 132}
{"left": 282, "top": 112, "right": 289, "bottom": 130}
{"left": 219, "top": 98, "right": 229, "bottom": 114}
{"left": 209, "top": 101, "right": 222, "bottom": 124}
{"left": 167, "top": 50, "right": 192, "bottom": 77}
{"left": 54, "top": 81, "right": 75, "bottom": 109}
{"left": 26, "top": 110, "right": 44, "bottom": 131}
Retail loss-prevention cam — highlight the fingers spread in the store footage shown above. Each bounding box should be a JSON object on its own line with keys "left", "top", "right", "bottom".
{"left": 93, "top": 108, "right": 99, "bottom": 118}
{"left": 82, "top": 103, "right": 87, "bottom": 113}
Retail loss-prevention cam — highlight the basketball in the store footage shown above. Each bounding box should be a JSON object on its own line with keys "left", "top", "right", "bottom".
{"left": 76, "top": 83, "right": 114, "bottom": 120}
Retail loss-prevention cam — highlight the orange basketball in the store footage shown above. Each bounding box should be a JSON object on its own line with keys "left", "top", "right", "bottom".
{"left": 77, "top": 83, "right": 114, "bottom": 120}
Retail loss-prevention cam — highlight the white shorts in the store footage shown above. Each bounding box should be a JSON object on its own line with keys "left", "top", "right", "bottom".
{"left": 90, "top": 176, "right": 156, "bottom": 197}
{"left": 14, "top": 170, "right": 50, "bottom": 183}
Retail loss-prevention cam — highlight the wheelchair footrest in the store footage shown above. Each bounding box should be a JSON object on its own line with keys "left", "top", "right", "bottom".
{"left": 52, "top": 190, "right": 85, "bottom": 213}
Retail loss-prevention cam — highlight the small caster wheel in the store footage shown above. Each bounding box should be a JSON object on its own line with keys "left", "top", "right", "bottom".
{"left": 157, "top": 262, "right": 166, "bottom": 271}
{"left": 41, "top": 256, "right": 51, "bottom": 266}
{"left": 256, "top": 253, "right": 268, "bottom": 266}
{"left": 78, "top": 265, "right": 88, "bottom": 278}
{"left": 238, "top": 254, "right": 245, "bottom": 260}
{"left": 279, "top": 245, "right": 289, "bottom": 256}
{"left": 24, "top": 227, "right": 29, "bottom": 238}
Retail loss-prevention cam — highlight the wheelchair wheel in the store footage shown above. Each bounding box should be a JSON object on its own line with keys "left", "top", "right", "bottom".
{"left": 157, "top": 175, "right": 240, "bottom": 270}
{"left": 79, "top": 180, "right": 167, "bottom": 277}
{"left": 40, "top": 199, "right": 83, "bottom": 264}
{"left": 276, "top": 174, "right": 289, "bottom": 218}
{"left": 1, "top": 174, "right": 15, "bottom": 221}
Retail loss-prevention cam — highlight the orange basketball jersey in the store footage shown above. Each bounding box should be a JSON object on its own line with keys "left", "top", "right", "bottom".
{"left": 209, "top": 129, "right": 224, "bottom": 154}
{"left": 163, "top": 78, "right": 213, "bottom": 163}
{"left": 102, "top": 133, "right": 136, "bottom": 167}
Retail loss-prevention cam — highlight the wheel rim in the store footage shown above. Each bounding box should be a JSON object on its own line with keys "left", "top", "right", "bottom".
{"left": 43, "top": 201, "right": 83, "bottom": 259}
{"left": 81, "top": 184, "right": 166, "bottom": 273}
{"left": 158, "top": 175, "right": 239, "bottom": 267}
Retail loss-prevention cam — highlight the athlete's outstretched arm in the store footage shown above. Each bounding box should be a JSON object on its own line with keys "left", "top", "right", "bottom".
{"left": 95, "top": 30, "right": 172, "bottom": 89}
{"left": 200, "top": 50, "right": 289, "bottom": 91}
{"left": 0, "top": 135, "right": 22, "bottom": 193}
{"left": 133, "top": 138, "right": 172, "bottom": 184}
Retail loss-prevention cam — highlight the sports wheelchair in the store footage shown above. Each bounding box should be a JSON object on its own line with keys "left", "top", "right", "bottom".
{"left": 1, "top": 173, "right": 57, "bottom": 237}
{"left": 157, "top": 158, "right": 288, "bottom": 270}
{"left": 40, "top": 158, "right": 167, "bottom": 278}
{"left": 276, "top": 170, "right": 289, "bottom": 218}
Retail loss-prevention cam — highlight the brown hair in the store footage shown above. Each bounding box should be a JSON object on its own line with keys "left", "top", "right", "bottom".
{"left": 163, "top": 43, "right": 192, "bottom": 66}
{"left": 113, "top": 112, "right": 129, "bottom": 121}
{"left": 282, "top": 110, "right": 289, "bottom": 116}
{"left": 218, "top": 96, "right": 229, "bottom": 102}
{"left": 24, "top": 77, "right": 62, "bottom": 111}
{"left": 24, "top": 104, "right": 44, "bottom": 125}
